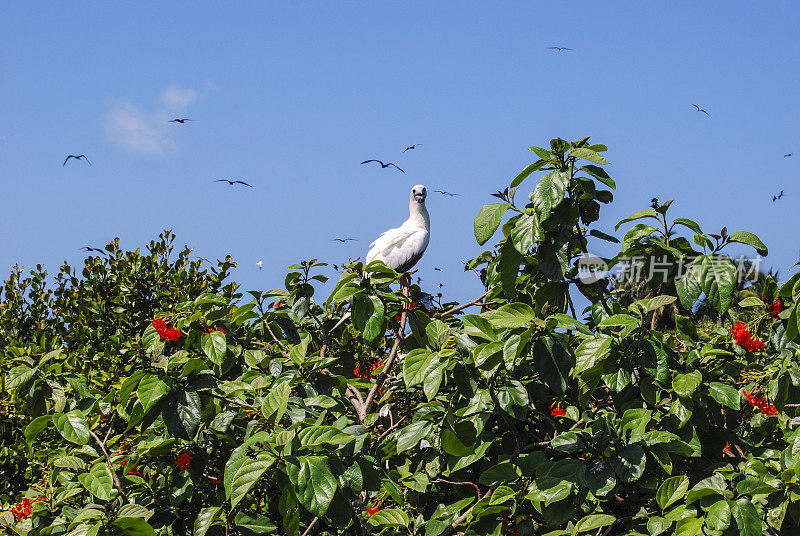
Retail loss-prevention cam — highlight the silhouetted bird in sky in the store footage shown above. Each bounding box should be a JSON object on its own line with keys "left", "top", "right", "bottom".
{"left": 785, "top": 153, "right": 793, "bottom": 158}
{"left": 403, "top": 144, "right": 422, "bottom": 153}
{"left": 169, "top": 118, "right": 193, "bottom": 123}
{"left": 331, "top": 238, "right": 357, "bottom": 243}
{"left": 434, "top": 267, "right": 442, "bottom": 271}
{"left": 214, "top": 179, "right": 252, "bottom": 187}
{"left": 433, "top": 190, "right": 459, "bottom": 196}
{"left": 361, "top": 160, "right": 404, "bottom": 173}
{"left": 63, "top": 155, "right": 91, "bottom": 166}
{"left": 773, "top": 190, "right": 784, "bottom": 202}
{"left": 80, "top": 246, "right": 105, "bottom": 254}
{"left": 547, "top": 46, "right": 573, "bottom": 51}
{"left": 692, "top": 104, "right": 709, "bottom": 115}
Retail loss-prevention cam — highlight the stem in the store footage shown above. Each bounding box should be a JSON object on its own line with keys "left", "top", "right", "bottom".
{"left": 88, "top": 429, "right": 127, "bottom": 500}
{"left": 440, "top": 488, "right": 493, "bottom": 536}
{"left": 438, "top": 291, "right": 489, "bottom": 318}
{"left": 301, "top": 517, "right": 319, "bottom": 536}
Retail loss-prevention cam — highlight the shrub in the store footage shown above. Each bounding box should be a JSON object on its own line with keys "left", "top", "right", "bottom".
{"left": 2, "top": 137, "right": 799, "bottom": 536}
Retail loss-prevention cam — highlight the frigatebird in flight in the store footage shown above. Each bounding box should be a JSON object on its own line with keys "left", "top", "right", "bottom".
{"left": 785, "top": 153, "right": 793, "bottom": 158}
{"left": 692, "top": 104, "right": 709, "bottom": 115}
{"left": 331, "top": 238, "right": 357, "bottom": 243}
{"left": 214, "top": 179, "right": 253, "bottom": 187}
{"left": 433, "top": 190, "right": 459, "bottom": 197}
{"left": 403, "top": 144, "right": 422, "bottom": 153}
{"left": 64, "top": 155, "right": 91, "bottom": 166}
{"left": 547, "top": 46, "right": 573, "bottom": 51}
{"left": 169, "top": 118, "right": 193, "bottom": 123}
{"left": 360, "top": 160, "right": 404, "bottom": 173}
{"left": 773, "top": 190, "right": 784, "bottom": 202}
{"left": 80, "top": 246, "right": 105, "bottom": 254}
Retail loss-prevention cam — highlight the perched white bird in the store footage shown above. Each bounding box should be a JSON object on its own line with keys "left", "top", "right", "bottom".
{"left": 366, "top": 185, "right": 430, "bottom": 272}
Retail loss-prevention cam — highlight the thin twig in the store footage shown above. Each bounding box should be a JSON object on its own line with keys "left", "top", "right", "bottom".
{"left": 207, "top": 392, "right": 259, "bottom": 410}
{"left": 359, "top": 286, "right": 410, "bottom": 421}
{"left": 431, "top": 478, "right": 482, "bottom": 499}
{"left": 301, "top": 517, "right": 319, "bottom": 536}
{"left": 439, "top": 291, "right": 489, "bottom": 318}
{"left": 373, "top": 416, "right": 408, "bottom": 448}
{"left": 440, "top": 488, "right": 493, "bottom": 536}
{"left": 264, "top": 321, "right": 288, "bottom": 351}
{"left": 88, "top": 429, "right": 126, "bottom": 499}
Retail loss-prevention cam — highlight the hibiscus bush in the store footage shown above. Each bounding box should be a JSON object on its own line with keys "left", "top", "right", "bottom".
{"left": 2, "top": 136, "right": 800, "bottom": 536}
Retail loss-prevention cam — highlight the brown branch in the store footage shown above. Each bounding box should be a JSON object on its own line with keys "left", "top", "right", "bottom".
{"left": 301, "top": 517, "right": 319, "bottom": 536}
{"left": 207, "top": 392, "right": 259, "bottom": 410}
{"left": 431, "top": 478, "right": 482, "bottom": 499}
{"left": 438, "top": 291, "right": 489, "bottom": 318}
{"left": 359, "top": 287, "right": 410, "bottom": 421}
{"left": 440, "top": 488, "right": 493, "bottom": 536}
{"left": 88, "top": 429, "right": 126, "bottom": 500}
{"left": 373, "top": 416, "right": 408, "bottom": 448}
{"left": 264, "top": 321, "right": 289, "bottom": 351}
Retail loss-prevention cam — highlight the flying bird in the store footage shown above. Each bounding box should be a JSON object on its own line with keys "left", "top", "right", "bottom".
{"left": 434, "top": 267, "right": 441, "bottom": 271}
{"left": 403, "top": 144, "right": 422, "bottom": 153}
{"left": 433, "top": 190, "right": 459, "bottom": 197}
{"left": 169, "top": 118, "right": 193, "bottom": 123}
{"left": 331, "top": 238, "right": 357, "bottom": 243}
{"left": 785, "top": 153, "right": 793, "bottom": 158}
{"left": 366, "top": 185, "right": 430, "bottom": 274}
{"left": 361, "top": 160, "right": 404, "bottom": 173}
{"left": 256, "top": 260, "right": 263, "bottom": 270}
{"left": 63, "top": 155, "right": 91, "bottom": 166}
{"left": 80, "top": 246, "right": 105, "bottom": 254}
{"left": 547, "top": 46, "right": 573, "bottom": 51}
{"left": 214, "top": 179, "right": 253, "bottom": 187}
{"left": 773, "top": 190, "right": 784, "bottom": 202}
{"left": 692, "top": 104, "right": 709, "bottom": 115}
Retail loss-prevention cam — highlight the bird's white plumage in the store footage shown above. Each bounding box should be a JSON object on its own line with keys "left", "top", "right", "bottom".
{"left": 366, "top": 185, "right": 430, "bottom": 273}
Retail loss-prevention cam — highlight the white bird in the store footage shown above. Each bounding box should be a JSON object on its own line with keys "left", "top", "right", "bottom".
{"left": 366, "top": 185, "right": 430, "bottom": 273}
{"left": 256, "top": 260, "right": 263, "bottom": 270}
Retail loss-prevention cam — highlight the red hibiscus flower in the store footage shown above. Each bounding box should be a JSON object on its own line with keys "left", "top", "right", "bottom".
{"left": 175, "top": 452, "right": 193, "bottom": 471}
{"left": 549, "top": 401, "right": 566, "bottom": 417}
{"left": 119, "top": 459, "right": 141, "bottom": 476}
{"left": 731, "top": 322, "right": 765, "bottom": 352}
{"left": 743, "top": 389, "right": 777, "bottom": 416}
{"left": 152, "top": 318, "right": 182, "bottom": 341}
{"left": 366, "top": 506, "right": 380, "bottom": 517}
{"left": 11, "top": 497, "right": 45, "bottom": 522}
{"left": 769, "top": 299, "right": 782, "bottom": 318}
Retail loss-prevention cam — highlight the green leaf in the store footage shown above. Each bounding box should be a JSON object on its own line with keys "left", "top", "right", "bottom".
{"left": 646, "top": 516, "right": 670, "bottom": 536}
{"left": 530, "top": 171, "right": 569, "bottom": 220}
{"left": 613, "top": 444, "right": 645, "bottom": 482}
{"left": 403, "top": 349, "right": 436, "bottom": 387}
{"left": 656, "top": 475, "right": 689, "bottom": 510}
{"left": 368, "top": 508, "right": 409, "bottom": 527}
{"left": 474, "top": 341, "right": 503, "bottom": 367}
{"left": 289, "top": 334, "right": 310, "bottom": 365}
{"left": 80, "top": 463, "right": 114, "bottom": 501}
{"left": 498, "top": 240, "right": 523, "bottom": 298}
{"left": 738, "top": 297, "right": 764, "bottom": 308}
{"left": 117, "top": 504, "right": 153, "bottom": 520}
{"left": 573, "top": 514, "right": 616, "bottom": 533}
{"left": 113, "top": 518, "right": 156, "bottom": 536}
{"left": 581, "top": 165, "right": 616, "bottom": 189}
{"left": 672, "top": 371, "right": 702, "bottom": 397}
{"left": 353, "top": 295, "right": 385, "bottom": 343}
{"left": 326, "top": 272, "right": 360, "bottom": 306}
{"left": 25, "top": 415, "right": 52, "bottom": 445}
{"left": 685, "top": 473, "right": 726, "bottom": 504}
{"left": 234, "top": 512, "right": 278, "bottom": 534}
{"left": 615, "top": 209, "right": 658, "bottom": 231}
{"left": 396, "top": 421, "right": 432, "bottom": 453}
{"left": 621, "top": 408, "right": 652, "bottom": 440}
{"left": 262, "top": 381, "right": 291, "bottom": 424}
{"left": 708, "top": 382, "right": 741, "bottom": 410}
{"left": 7, "top": 365, "right": 37, "bottom": 389}
{"left": 225, "top": 433, "right": 277, "bottom": 510}
{"left": 706, "top": 500, "right": 731, "bottom": 531}
{"left": 676, "top": 260, "right": 704, "bottom": 312}
{"left": 474, "top": 203, "right": 510, "bottom": 245}
{"left": 193, "top": 507, "right": 222, "bottom": 536}
{"left": 674, "top": 517, "right": 703, "bottom": 536}
{"left": 529, "top": 146, "right": 556, "bottom": 161}
{"left": 673, "top": 217, "right": 703, "bottom": 235}
{"left": 482, "top": 303, "right": 536, "bottom": 329}
{"left": 574, "top": 334, "right": 612, "bottom": 375}
{"left": 163, "top": 389, "right": 202, "bottom": 440}
{"left": 699, "top": 255, "right": 737, "bottom": 315}
{"left": 489, "top": 485, "right": 516, "bottom": 505}
{"left": 646, "top": 295, "right": 677, "bottom": 311}
{"left": 532, "top": 336, "right": 572, "bottom": 396}
{"left": 286, "top": 456, "right": 338, "bottom": 519}
{"left": 728, "top": 231, "right": 768, "bottom": 256}
{"left": 511, "top": 160, "right": 546, "bottom": 187}
{"left": 510, "top": 212, "right": 543, "bottom": 254}
{"left": 137, "top": 374, "right": 169, "bottom": 413}
{"left": 622, "top": 223, "right": 657, "bottom": 252}
{"left": 53, "top": 410, "right": 91, "bottom": 445}
{"left": 730, "top": 499, "right": 761, "bottom": 536}
{"left": 297, "top": 426, "right": 355, "bottom": 447}
{"left": 599, "top": 314, "right": 640, "bottom": 328}
{"left": 569, "top": 147, "right": 609, "bottom": 165}
{"left": 202, "top": 331, "right": 227, "bottom": 366}
{"left": 589, "top": 229, "right": 619, "bottom": 243}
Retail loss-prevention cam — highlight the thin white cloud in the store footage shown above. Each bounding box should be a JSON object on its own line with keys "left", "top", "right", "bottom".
{"left": 104, "top": 85, "right": 199, "bottom": 155}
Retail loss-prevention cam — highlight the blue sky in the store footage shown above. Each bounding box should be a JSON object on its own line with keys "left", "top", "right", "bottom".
{"left": 2, "top": 2, "right": 798, "bottom": 307}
